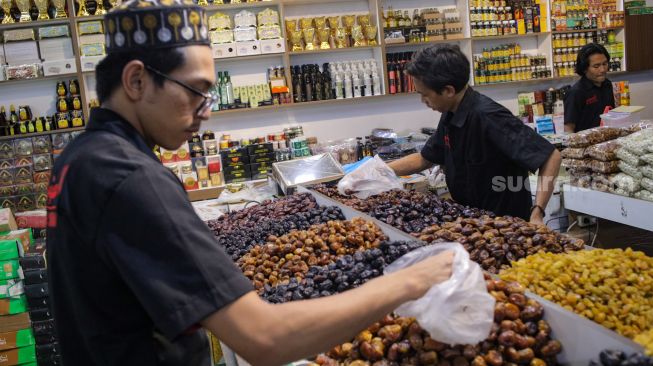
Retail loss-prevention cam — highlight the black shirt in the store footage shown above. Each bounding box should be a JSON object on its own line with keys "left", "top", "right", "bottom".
{"left": 46, "top": 108, "right": 252, "bottom": 366}
{"left": 564, "top": 76, "right": 615, "bottom": 133}
{"left": 421, "top": 88, "right": 555, "bottom": 220}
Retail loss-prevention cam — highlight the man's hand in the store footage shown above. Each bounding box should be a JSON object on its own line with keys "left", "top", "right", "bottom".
{"left": 402, "top": 250, "right": 455, "bottom": 300}
{"left": 530, "top": 208, "right": 545, "bottom": 226}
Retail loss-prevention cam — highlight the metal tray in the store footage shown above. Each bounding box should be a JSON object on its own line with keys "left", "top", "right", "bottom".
{"left": 272, "top": 154, "right": 344, "bottom": 194}
{"left": 298, "top": 186, "right": 646, "bottom": 364}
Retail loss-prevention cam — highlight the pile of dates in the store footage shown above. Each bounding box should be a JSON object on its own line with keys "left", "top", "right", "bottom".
{"left": 237, "top": 218, "right": 387, "bottom": 291}
{"left": 415, "top": 216, "right": 585, "bottom": 274}
{"left": 591, "top": 350, "right": 653, "bottom": 366}
{"left": 207, "top": 193, "right": 318, "bottom": 234}
{"left": 262, "top": 241, "right": 427, "bottom": 303}
{"left": 215, "top": 206, "right": 345, "bottom": 261}
{"left": 312, "top": 276, "right": 562, "bottom": 366}
{"left": 312, "top": 185, "right": 493, "bottom": 234}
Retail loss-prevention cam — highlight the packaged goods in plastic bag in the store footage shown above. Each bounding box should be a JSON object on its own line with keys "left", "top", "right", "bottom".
{"left": 562, "top": 158, "right": 591, "bottom": 170}
{"left": 618, "top": 161, "right": 643, "bottom": 180}
{"left": 585, "top": 140, "right": 621, "bottom": 161}
{"left": 561, "top": 147, "right": 586, "bottom": 159}
{"left": 620, "top": 129, "right": 653, "bottom": 156}
{"left": 641, "top": 177, "right": 653, "bottom": 193}
{"left": 567, "top": 127, "right": 623, "bottom": 148}
{"left": 616, "top": 147, "right": 642, "bottom": 167}
{"left": 609, "top": 173, "right": 641, "bottom": 193}
{"left": 643, "top": 165, "right": 653, "bottom": 180}
{"left": 609, "top": 186, "right": 633, "bottom": 197}
{"left": 592, "top": 173, "right": 616, "bottom": 192}
{"left": 626, "top": 120, "right": 653, "bottom": 134}
{"left": 590, "top": 159, "right": 620, "bottom": 174}
{"left": 641, "top": 154, "right": 653, "bottom": 166}
{"left": 570, "top": 174, "right": 592, "bottom": 188}
{"left": 337, "top": 155, "right": 403, "bottom": 199}
{"left": 635, "top": 189, "right": 653, "bottom": 202}
{"left": 384, "top": 242, "right": 495, "bottom": 345}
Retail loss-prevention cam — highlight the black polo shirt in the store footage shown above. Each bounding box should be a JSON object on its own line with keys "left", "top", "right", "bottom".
{"left": 564, "top": 76, "right": 615, "bottom": 132}
{"left": 421, "top": 87, "right": 555, "bottom": 220}
{"left": 46, "top": 108, "right": 252, "bottom": 366}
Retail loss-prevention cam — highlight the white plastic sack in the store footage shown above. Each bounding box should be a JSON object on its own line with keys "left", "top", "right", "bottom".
{"left": 337, "top": 155, "right": 403, "bottom": 199}
{"left": 384, "top": 242, "right": 496, "bottom": 345}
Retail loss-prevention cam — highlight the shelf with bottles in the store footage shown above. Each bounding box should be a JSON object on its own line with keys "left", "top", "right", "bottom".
{"left": 550, "top": 0, "right": 625, "bottom": 32}
{"left": 0, "top": 126, "right": 85, "bottom": 142}
{"left": 290, "top": 59, "right": 383, "bottom": 104}
{"left": 382, "top": 6, "right": 466, "bottom": 45}
{"left": 472, "top": 42, "right": 552, "bottom": 85}
{"left": 284, "top": 14, "right": 379, "bottom": 55}
{"left": 203, "top": 0, "right": 281, "bottom": 12}
{"left": 0, "top": 72, "right": 79, "bottom": 85}
{"left": 385, "top": 37, "right": 470, "bottom": 48}
{"left": 287, "top": 45, "right": 381, "bottom": 55}
{"left": 385, "top": 51, "right": 416, "bottom": 95}
{"left": 471, "top": 31, "right": 551, "bottom": 40}
{"left": 551, "top": 25, "right": 623, "bottom": 33}
{"left": 469, "top": 0, "right": 548, "bottom": 39}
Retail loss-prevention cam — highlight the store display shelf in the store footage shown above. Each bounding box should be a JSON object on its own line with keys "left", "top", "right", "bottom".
{"left": 282, "top": 0, "right": 356, "bottom": 6}
{"left": 203, "top": 0, "right": 280, "bottom": 11}
{"left": 0, "top": 126, "right": 85, "bottom": 142}
{"left": 288, "top": 45, "right": 381, "bottom": 55}
{"left": 0, "top": 18, "right": 70, "bottom": 31}
{"left": 473, "top": 77, "right": 560, "bottom": 88}
{"left": 214, "top": 53, "right": 284, "bottom": 63}
{"left": 212, "top": 104, "right": 284, "bottom": 116}
{"left": 385, "top": 37, "right": 470, "bottom": 48}
{"left": 471, "top": 31, "right": 550, "bottom": 42}
{"left": 552, "top": 26, "right": 624, "bottom": 34}
{"left": 0, "top": 73, "right": 79, "bottom": 86}
{"left": 562, "top": 184, "right": 653, "bottom": 231}
{"left": 73, "top": 14, "right": 104, "bottom": 22}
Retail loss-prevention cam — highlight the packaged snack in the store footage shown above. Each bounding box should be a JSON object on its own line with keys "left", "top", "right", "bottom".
{"left": 620, "top": 129, "right": 653, "bottom": 156}
{"left": 641, "top": 177, "right": 653, "bottom": 192}
{"left": 643, "top": 165, "right": 653, "bottom": 180}
{"left": 609, "top": 186, "right": 633, "bottom": 197}
{"left": 626, "top": 120, "right": 653, "bottom": 134}
{"left": 634, "top": 190, "right": 653, "bottom": 202}
{"left": 570, "top": 174, "right": 592, "bottom": 188}
{"left": 590, "top": 159, "right": 620, "bottom": 174}
{"left": 561, "top": 147, "right": 586, "bottom": 159}
{"left": 616, "top": 147, "right": 642, "bottom": 167}
{"left": 567, "top": 127, "right": 622, "bottom": 148}
{"left": 641, "top": 153, "right": 653, "bottom": 165}
{"left": 618, "top": 161, "right": 643, "bottom": 180}
{"left": 562, "top": 158, "right": 591, "bottom": 170}
{"left": 585, "top": 140, "right": 621, "bottom": 161}
{"left": 609, "top": 173, "right": 641, "bottom": 193}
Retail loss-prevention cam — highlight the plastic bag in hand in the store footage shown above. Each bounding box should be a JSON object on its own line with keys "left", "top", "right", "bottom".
{"left": 384, "top": 242, "right": 495, "bottom": 345}
{"left": 337, "top": 155, "right": 403, "bottom": 199}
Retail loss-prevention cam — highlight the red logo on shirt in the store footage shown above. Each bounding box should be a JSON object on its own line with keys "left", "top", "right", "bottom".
{"left": 444, "top": 135, "right": 451, "bottom": 149}
{"left": 585, "top": 95, "right": 598, "bottom": 105}
{"left": 47, "top": 164, "right": 70, "bottom": 228}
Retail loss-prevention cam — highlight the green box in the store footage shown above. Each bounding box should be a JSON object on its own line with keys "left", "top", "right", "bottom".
{"left": 0, "top": 280, "right": 23, "bottom": 299}
{"left": 0, "top": 241, "right": 20, "bottom": 262}
{"left": 624, "top": 0, "right": 645, "bottom": 8}
{"left": 0, "top": 260, "right": 19, "bottom": 280}
{"left": 0, "top": 345, "right": 36, "bottom": 365}
{"left": 0, "top": 295, "right": 27, "bottom": 315}
{"left": 0, "top": 329, "right": 34, "bottom": 351}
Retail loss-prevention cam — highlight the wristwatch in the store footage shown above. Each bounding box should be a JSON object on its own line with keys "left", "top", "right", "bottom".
{"left": 530, "top": 205, "right": 545, "bottom": 216}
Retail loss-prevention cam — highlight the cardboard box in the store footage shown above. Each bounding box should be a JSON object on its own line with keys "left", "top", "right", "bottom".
{"left": 224, "top": 170, "right": 251, "bottom": 183}
{"left": 0, "top": 46, "right": 5, "bottom": 65}
{"left": 0, "top": 262, "right": 20, "bottom": 282}
{"left": 3, "top": 42, "right": 39, "bottom": 66}
{"left": 260, "top": 38, "right": 285, "bottom": 54}
{"left": 222, "top": 163, "right": 248, "bottom": 173}
{"left": 249, "top": 153, "right": 274, "bottom": 164}
{"left": 0, "top": 345, "right": 36, "bottom": 365}
{"left": 14, "top": 212, "right": 46, "bottom": 231}
{"left": 42, "top": 59, "right": 77, "bottom": 76}
{"left": 0, "top": 329, "right": 34, "bottom": 351}
{"left": 80, "top": 55, "right": 104, "bottom": 72}
{"left": 211, "top": 43, "right": 237, "bottom": 59}
{"left": 0, "top": 230, "right": 32, "bottom": 254}
{"left": 0, "top": 210, "right": 17, "bottom": 234}
{"left": 235, "top": 41, "right": 261, "bottom": 56}
{"left": 0, "top": 296, "right": 27, "bottom": 316}
{"left": 187, "top": 186, "right": 225, "bottom": 202}
{"left": 0, "top": 241, "right": 19, "bottom": 262}
{"left": 0, "top": 312, "right": 30, "bottom": 333}
{"left": 78, "top": 34, "right": 105, "bottom": 45}
{"left": 246, "top": 143, "right": 273, "bottom": 156}
{"left": 38, "top": 38, "right": 74, "bottom": 61}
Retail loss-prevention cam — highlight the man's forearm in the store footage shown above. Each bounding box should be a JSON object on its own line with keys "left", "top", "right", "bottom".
{"left": 532, "top": 149, "right": 562, "bottom": 220}
{"left": 387, "top": 153, "right": 434, "bottom": 176}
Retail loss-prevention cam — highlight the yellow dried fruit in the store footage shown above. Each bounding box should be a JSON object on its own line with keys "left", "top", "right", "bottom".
{"left": 635, "top": 328, "right": 653, "bottom": 356}
{"left": 500, "top": 248, "right": 653, "bottom": 339}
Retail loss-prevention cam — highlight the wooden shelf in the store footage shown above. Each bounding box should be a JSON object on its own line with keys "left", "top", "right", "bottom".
{"left": 385, "top": 37, "right": 470, "bottom": 49}
{"left": 289, "top": 45, "right": 381, "bottom": 56}
{"left": 212, "top": 104, "right": 284, "bottom": 116}
{"left": 471, "top": 32, "right": 550, "bottom": 41}
{"left": 552, "top": 26, "right": 624, "bottom": 34}
{"left": 214, "top": 53, "right": 285, "bottom": 63}
{"left": 282, "top": 0, "right": 355, "bottom": 5}
{"left": 0, "top": 127, "right": 85, "bottom": 142}
{"left": 203, "top": 0, "right": 280, "bottom": 11}
{"left": 0, "top": 73, "right": 79, "bottom": 86}
{"left": 0, "top": 19, "right": 70, "bottom": 31}
{"left": 73, "top": 15, "right": 104, "bottom": 22}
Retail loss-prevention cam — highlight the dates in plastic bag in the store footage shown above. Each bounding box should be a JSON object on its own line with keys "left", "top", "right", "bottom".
{"left": 619, "top": 129, "right": 653, "bottom": 156}
{"left": 634, "top": 190, "right": 653, "bottom": 202}
{"left": 616, "top": 148, "right": 642, "bottom": 167}
{"left": 641, "top": 177, "right": 653, "bottom": 193}
{"left": 609, "top": 173, "right": 640, "bottom": 194}
{"left": 562, "top": 158, "right": 591, "bottom": 170}
{"left": 642, "top": 165, "right": 653, "bottom": 180}
{"left": 618, "top": 161, "right": 643, "bottom": 180}
{"left": 567, "top": 127, "right": 622, "bottom": 148}
{"left": 561, "top": 147, "right": 586, "bottom": 159}
{"left": 641, "top": 154, "right": 653, "bottom": 166}
{"left": 590, "top": 160, "right": 620, "bottom": 174}
{"left": 585, "top": 140, "right": 621, "bottom": 161}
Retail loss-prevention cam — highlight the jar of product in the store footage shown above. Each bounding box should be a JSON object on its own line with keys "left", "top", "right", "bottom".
{"left": 608, "top": 30, "right": 616, "bottom": 44}
{"left": 573, "top": 33, "right": 580, "bottom": 46}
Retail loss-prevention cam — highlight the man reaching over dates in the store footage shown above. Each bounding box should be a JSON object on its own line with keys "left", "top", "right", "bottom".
{"left": 45, "top": 1, "right": 455, "bottom": 366}
{"left": 388, "top": 45, "right": 561, "bottom": 225}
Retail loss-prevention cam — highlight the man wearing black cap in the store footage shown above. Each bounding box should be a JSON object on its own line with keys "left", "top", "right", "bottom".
{"left": 564, "top": 43, "right": 616, "bottom": 133}
{"left": 46, "top": 1, "right": 454, "bottom": 365}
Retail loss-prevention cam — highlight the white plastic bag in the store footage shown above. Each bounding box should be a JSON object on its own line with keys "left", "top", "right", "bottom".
{"left": 384, "top": 242, "right": 496, "bottom": 345}
{"left": 337, "top": 155, "right": 403, "bottom": 199}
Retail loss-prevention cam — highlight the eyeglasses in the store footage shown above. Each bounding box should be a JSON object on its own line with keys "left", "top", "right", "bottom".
{"left": 144, "top": 65, "right": 218, "bottom": 117}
